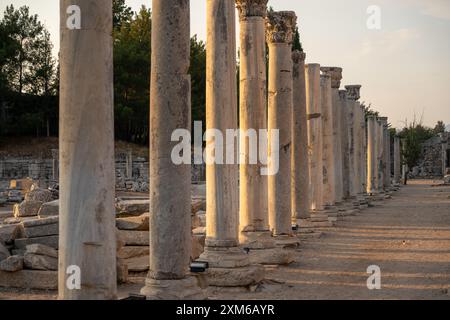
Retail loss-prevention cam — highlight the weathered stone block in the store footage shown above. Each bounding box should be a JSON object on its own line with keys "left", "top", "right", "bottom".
{"left": 24, "top": 253, "right": 58, "bottom": 271}
{"left": 14, "top": 235, "right": 59, "bottom": 250}
{"left": 116, "top": 200, "right": 149, "bottom": 216}
{"left": 26, "top": 244, "right": 58, "bottom": 258}
{"left": 117, "top": 246, "right": 149, "bottom": 259}
{"left": 117, "top": 230, "right": 149, "bottom": 246}
{"left": 0, "top": 270, "right": 57, "bottom": 290}
{"left": 24, "top": 222, "right": 59, "bottom": 238}
{"left": 0, "top": 243, "right": 10, "bottom": 262}
{"left": 13, "top": 200, "right": 43, "bottom": 217}
{"left": 126, "top": 255, "right": 149, "bottom": 272}
{"left": 38, "top": 200, "right": 59, "bottom": 217}
{"left": 0, "top": 255, "right": 24, "bottom": 272}
{"left": 0, "top": 224, "right": 24, "bottom": 244}
{"left": 116, "top": 213, "right": 149, "bottom": 231}
{"left": 25, "top": 188, "right": 53, "bottom": 203}
{"left": 192, "top": 234, "right": 205, "bottom": 260}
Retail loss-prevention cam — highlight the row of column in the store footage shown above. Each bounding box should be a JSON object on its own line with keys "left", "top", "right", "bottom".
{"left": 58, "top": 0, "right": 400, "bottom": 300}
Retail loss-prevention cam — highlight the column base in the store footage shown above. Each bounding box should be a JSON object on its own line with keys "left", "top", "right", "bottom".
{"left": 199, "top": 246, "right": 264, "bottom": 287}
{"left": 140, "top": 276, "right": 206, "bottom": 300}
{"left": 274, "top": 235, "right": 301, "bottom": 249}
{"left": 240, "top": 230, "right": 276, "bottom": 250}
{"left": 247, "top": 248, "right": 294, "bottom": 265}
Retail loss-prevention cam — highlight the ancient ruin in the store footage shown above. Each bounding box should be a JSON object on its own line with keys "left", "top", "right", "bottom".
{"left": 0, "top": 0, "right": 449, "bottom": 302}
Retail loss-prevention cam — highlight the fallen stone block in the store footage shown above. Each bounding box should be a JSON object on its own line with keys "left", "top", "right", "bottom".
{"left": 191, "top": 199, "right": 206, "bottom": 214}
{"left": 25, "top": 188, "right": 53, "bottom": 203}
{"left": 13, "top": 200, "right": 43, "bottom": 218}
{"left": 38, "top": 200, "right": 59, "bottom": 217}
{"left": 24, "top": 253, "right": 58, "bottom": 271}
{"left": 14, "top": 235, "right": 59, "bottom": 250}
{"left": 23, "top": 221, "right": 59, "bottom": 238}
{"left": 26, "top": 244, "right": 58, "bottom": 258}
{"left": 0, "top": 255, "right": 24, "bottom": 272}
{"left": 126, "top": 255, "right": 149, "bottom": 272}
{"left": 0, "top": 243, "right": 10, "bottom": 262}
{"left": 11, "top": 249, "right": 25, "bottom": 256}
{"left": 118, "top": 246, "right": 149, "bottom": 259}
{"left": 117, "top": 257, "right": 128, "bottom": 284}
{"left": 116, "top": 213, "right": 149, "bottom": 231}
{"left": 0, "top": 224, "right": 25, "bottom": 245}
{"left": 116, "top": 200, "right": 149, "bottom": 216}
{"left": 117, "top": 230, "right": 149, "bottom": 246}
{"left": 192, "top": 234, "right": 205, "bottom": 261}
{"left": 0, "top": 270, "right": 57, "bottom": 290}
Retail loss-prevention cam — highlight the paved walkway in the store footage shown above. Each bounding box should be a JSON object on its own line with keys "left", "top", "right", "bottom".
{"left": 212, "top": 180, "right": 450, "bottom": 300}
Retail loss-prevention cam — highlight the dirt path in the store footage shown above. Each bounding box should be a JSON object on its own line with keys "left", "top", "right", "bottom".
{"left": 212, "top": 180, "right": 450, "bottom": 300}
{"left": 1, "top": 180, "right": 449, "bottom": 300}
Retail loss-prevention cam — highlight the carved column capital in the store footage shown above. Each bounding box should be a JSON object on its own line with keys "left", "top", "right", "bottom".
{"left": 236, "top": 0, "right": 268, "bottom": 20}
{"left": 292, "top": 50, "right": 306, "bottom": 64}
{"left": 345, "top": 85, "right": 362, "bottom": 101}
{"left": 321, "top": 67, "right": 343, "bottom": 89}
{"left": 266, "top": 11, "right": 297, "bottom": 44}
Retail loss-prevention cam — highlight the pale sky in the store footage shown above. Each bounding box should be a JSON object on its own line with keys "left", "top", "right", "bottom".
{"left": 1, "top": 0, "right": 450, "bottom": 129}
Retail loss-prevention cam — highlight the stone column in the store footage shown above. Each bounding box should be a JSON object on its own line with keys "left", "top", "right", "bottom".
{"left": 393, "top": 136, "right": 401, "bottom": 185}
{"left": 339, "top": 90, "right": 350, "bottom": 200}
{"left": 306, "top": 64, "right": 323, "bottom": 213}
{"left": 292, "top": 51, "right": 310, "bottom": 224}
{"left": 367, "top": 116, "right": 378, "bottom": 194}
{"left": 345, "top": 85, "right": 362, "bottom": 201}
{"left": 59, "top": 0, "right": 116, "bottom": 299}
{"left": 320, "top": 74, "right": 336, "bottom": 208}
{"left": 140, "top": 0, "right": 204, "bottom": 299}
{"left": 237, "top": 0, "right": 291, "bottom": 265}
{"left": 376, "top": 118, "right": 385, "bottom": 192}
{"left": 199, "top": 0, "right": 264, "bottom": 287}
{"left": 360, "top": 104, "right": 368, "bottom": 196}
{"left": 266, "top": 11, "right": 296, "bottom": 237}
{"left": 126, "top": 149, "right": 133, "bottom": 179}
{"left": 237, "top": 0, "right": 271, "bottom": 247}
{"left": 320, "top": 67, "right": 343, "bottom": 205}
{"left": 379, "top": 117, "right": 390, "bottom": 190}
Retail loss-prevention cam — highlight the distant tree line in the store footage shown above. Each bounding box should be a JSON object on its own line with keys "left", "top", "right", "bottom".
{"left": 0, "top": 1, "right": 206, "bottom": 144}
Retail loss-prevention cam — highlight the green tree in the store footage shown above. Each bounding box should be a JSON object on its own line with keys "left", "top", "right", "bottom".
{"left": 1, "top": 5, "right": 44, "bottom": 94}
{"left": 292, "top": 26, "right": 303, "bottom": 52}
{"left": 398, "top": 117, "right": 434, "bottom": 169}
{"left": 433, "top": 120, "right": 446, "bottom": 135}
{"left": 114, "top": 6, "right": 152, "bottom": 143}
{"left": 190, "top": 35, "right": 206, "bottom": 124}
{"left": 113, "top": 0, "right": 133, "bottom": 31}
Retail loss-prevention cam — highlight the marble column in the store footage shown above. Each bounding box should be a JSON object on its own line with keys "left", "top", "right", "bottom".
{"left": 199, "top": 0, "right": 264, "bottom": 287}
{"left": 379, "top": 117, "right": 390, "bottom": 190}
{"left": 237, "top": 0, "right": 291, "bottom": 265}
{"left": 320, "top": 67, "right": 343, "bottom": 205}
{"left": 237, "top": 0, "right": 270, "bottom": 246}
{"left": 292, "top": 50, "right": 310, "bottom": 223}
{"left": 320, "top": 74, "right": 336, "bottom": 208}
{"left": 266, "top": 11, "right": 296, "bottom": 237}
{"left": 306, "top": 64, "right": 324, "bottom": 213}
{"left": 367, "top": 115, "right": 378, "bottom": 194}
{"left": 345, "top": 85, "right": 362, "bottom": 201}
{"left": 59, "top": 0, "right": 116, "bottom": 299}
{"left": 339, "top": 90, "right": 350, "bottom": 200}
{"left": 376, "top": 118, "right": 385, "bottom": 192}
{"left": 360, "top": 104, "right": 368, "bottom": 196}
{"left": 140, "top": 0, "right": 204, "bottom": 299}
{"left": 393, "top": 136, "right": 401, "bottom": 185}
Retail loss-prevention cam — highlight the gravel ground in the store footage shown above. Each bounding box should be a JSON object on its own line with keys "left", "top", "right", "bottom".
{"left": 1, "top": 180, "right": 449, "bottom": 300}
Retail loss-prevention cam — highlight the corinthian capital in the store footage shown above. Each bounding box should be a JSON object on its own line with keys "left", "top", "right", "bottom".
{"left": 265, "top": 11, "right": 297, "bottom": 44}
{"left": 292, "top": 50, "right": 306, "bottom": 64}
{"left": 236, "top": 0, "right": 268, "bottom": 20}
{"left": 321, "top": 67, "right": 343, "bottom": 89}
{"left": 345, "top": 85, "right": 362, "bottom": 101}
